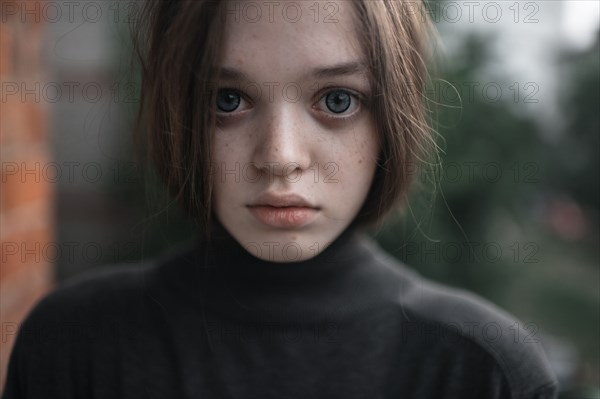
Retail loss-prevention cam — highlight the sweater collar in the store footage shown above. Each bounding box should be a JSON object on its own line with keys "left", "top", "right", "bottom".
{"left": 201, "top": 221, "right": 366, "bottom": 285}
{"left": 163, "top": 221, "right": 384, "bottom": 324}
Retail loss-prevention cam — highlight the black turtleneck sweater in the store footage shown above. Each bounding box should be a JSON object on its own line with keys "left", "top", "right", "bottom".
{"left": 2, "top": 227, "right": 558, "bottom": 399}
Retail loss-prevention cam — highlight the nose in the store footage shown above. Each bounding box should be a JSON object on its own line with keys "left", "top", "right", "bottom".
{"left": 251, "top": 105, "right": 312, "bottom": 177}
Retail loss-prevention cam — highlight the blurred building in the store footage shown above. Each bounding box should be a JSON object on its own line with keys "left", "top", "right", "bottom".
{"left": 1, "top": 0, "right": 54, "bottom": 389}
{"left": 0, "top": 0, "right": 126, "bottom": 388}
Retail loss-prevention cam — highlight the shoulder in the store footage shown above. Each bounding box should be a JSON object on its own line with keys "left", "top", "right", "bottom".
{"left": 363, "top": 237, "right": 559, "bottom": 398}
{"left": 25, "top": 262, "right": 152, "bottom": 324}
{"left": 3, "top": 244, "right": 199, "bottom": 397}
{"left": 15, "top": 242, "right": 196, "bottom": 341}
{"left": 10, "top": 262, "right": 153, "bottom": 363}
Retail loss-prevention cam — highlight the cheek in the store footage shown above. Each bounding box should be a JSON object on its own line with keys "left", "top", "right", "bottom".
{"left": 211, "top": 138, "right": 233, "bottom": 202}
{"left": 212, "top": 134, "right": 246, "bottom": 180}
{"left": 332, "top": 133, "right": 379, "bottom": 205}
{"left": 212, "top": 134, "right": 253, "bottom": 206}
{"left": 341, "top": 127, "right": 379, "bottom": 180}
{"left": 213, "top": 133, "right": 234, "bottom": 160}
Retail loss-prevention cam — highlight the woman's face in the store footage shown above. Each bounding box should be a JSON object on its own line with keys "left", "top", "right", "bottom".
{"left": 212, "top": 0, "right": 379, "bottom": 262}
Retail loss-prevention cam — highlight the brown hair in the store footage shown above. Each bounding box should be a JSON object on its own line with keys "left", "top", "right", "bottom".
{"left": 132, "top": 0, "right": 437, "bottom": 234}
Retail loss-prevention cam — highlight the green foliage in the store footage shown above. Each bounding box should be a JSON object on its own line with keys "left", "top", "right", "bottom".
{"left": 374, "top": 32, "right": 599, "bottom": 390}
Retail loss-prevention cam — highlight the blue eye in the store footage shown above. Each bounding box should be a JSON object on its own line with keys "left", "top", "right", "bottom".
{"left": 325, "top": 90, "right": 352, "bottom": 113}
{"left": 216, "top": 89, "right": 241, "bottom": 112}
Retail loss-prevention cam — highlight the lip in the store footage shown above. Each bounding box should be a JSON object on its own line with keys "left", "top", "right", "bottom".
{"left": 249, "top": 192, "right": 318, "bottom": 209}
{"left": 247, "top": 192, "right": 319, "bottom": 228}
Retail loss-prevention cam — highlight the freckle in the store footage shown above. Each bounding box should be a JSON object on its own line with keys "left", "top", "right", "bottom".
{"left": 358, "top": 159, "right": 363, "bottom": 164}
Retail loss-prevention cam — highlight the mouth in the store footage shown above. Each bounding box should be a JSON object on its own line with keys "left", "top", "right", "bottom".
{"left": 247, "top": 192, "right": 319, "bottom": 228}
{"left": 247, "top": 205, "right": 319, "bottom": 229}
{"left": 248, "top": 192, "right": 319, "bottom": 209}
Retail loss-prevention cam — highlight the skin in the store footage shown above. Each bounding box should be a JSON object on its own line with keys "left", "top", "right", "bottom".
{"left": 212, "top": 0, "right": 380, "bottom": 262}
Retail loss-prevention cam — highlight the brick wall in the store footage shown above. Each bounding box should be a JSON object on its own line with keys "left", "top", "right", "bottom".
{"left": 0, "top": 0, "right": 55, "bottom": 390}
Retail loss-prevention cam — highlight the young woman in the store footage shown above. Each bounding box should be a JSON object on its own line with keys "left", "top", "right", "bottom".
{"left": 3, "top": 1, "right": 558, "bottom": 398}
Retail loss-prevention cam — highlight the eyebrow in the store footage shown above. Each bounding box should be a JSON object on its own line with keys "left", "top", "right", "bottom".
{"left": 218, "top": 62, "right": 369, "bottom": 82}
{"left": 218, "top": 67, "right": 250, "bottom": 81}
{"left": 308, "top": 62, "right": 369, "bottom": 80}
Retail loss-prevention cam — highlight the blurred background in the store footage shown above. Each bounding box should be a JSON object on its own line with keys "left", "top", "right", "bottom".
{"left": 1, "top": 0, "right": 598, "bottom": 396}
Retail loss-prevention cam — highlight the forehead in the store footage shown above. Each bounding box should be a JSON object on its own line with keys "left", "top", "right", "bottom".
{"left": 221, "top": 1, "right": 363, "bottom": 77}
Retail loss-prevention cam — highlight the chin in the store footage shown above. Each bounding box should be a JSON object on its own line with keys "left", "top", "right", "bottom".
{"left": 233, "top": 227, "right": 338, "bottom": 263}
